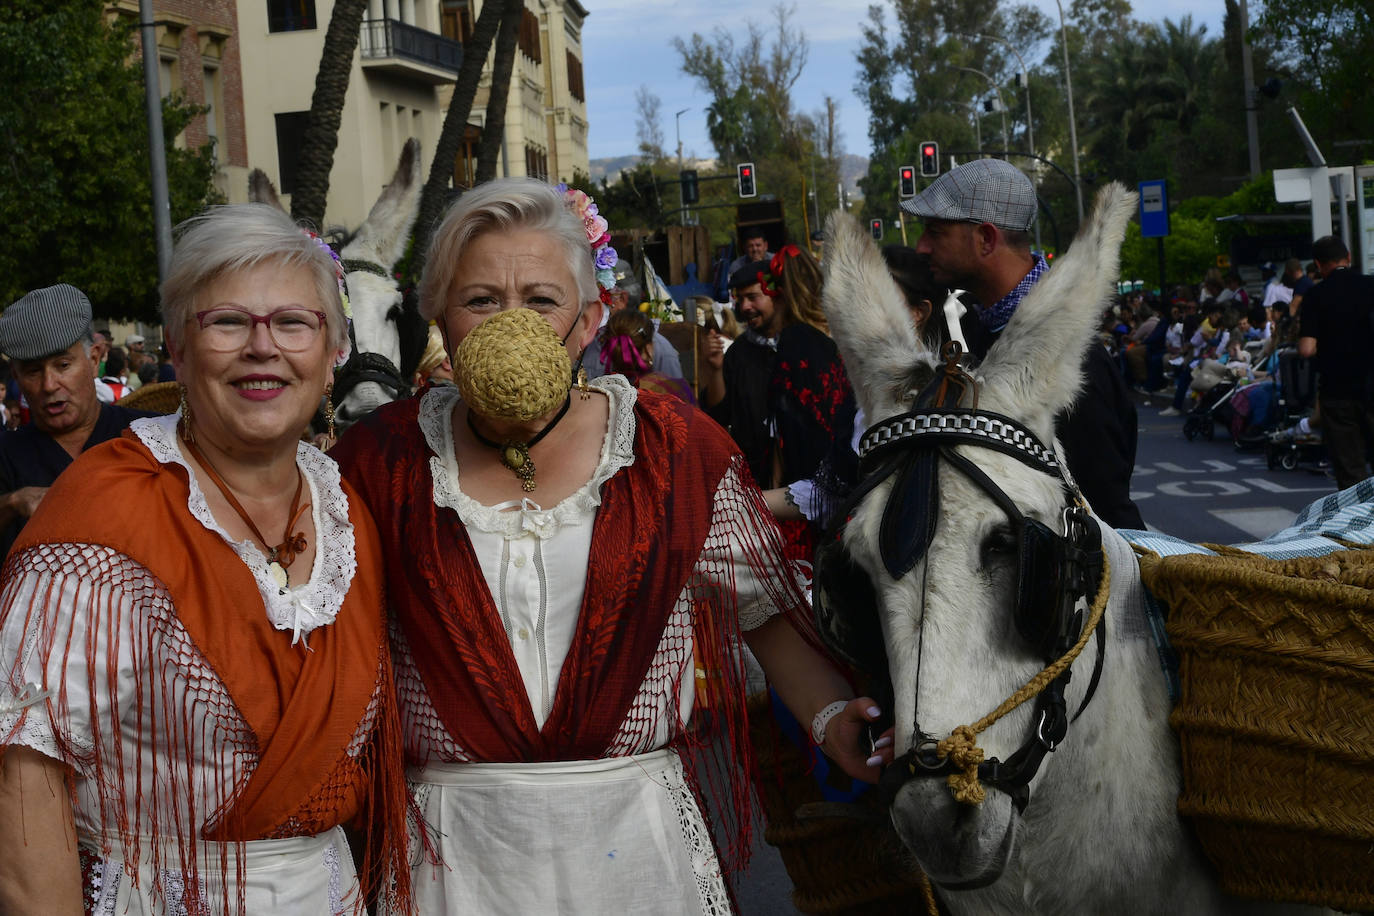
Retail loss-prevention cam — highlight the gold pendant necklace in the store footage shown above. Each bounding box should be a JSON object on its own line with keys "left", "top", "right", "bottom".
{"left": 465, "top": 395, "right": 572, "bottom": 492}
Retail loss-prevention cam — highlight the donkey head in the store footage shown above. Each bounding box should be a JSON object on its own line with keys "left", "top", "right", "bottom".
{"left": 333, "top": 137, "right": 424, "bottom": 426}
{"left": 821, "top": 184, "right": 1136, "bottom": 889}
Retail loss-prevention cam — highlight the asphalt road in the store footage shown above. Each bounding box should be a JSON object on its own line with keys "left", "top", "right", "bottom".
{"left": 1129, "top": 389, "right": 1335, "bottom": 544}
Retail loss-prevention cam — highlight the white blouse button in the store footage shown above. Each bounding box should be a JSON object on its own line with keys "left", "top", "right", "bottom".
{"left": 517, "top": 627, "right": 530, "bottom": 640}
{"left": 513, "top": 555, "right": 527, "bottom": 568}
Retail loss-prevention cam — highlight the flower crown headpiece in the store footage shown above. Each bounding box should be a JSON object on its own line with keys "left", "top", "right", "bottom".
{"left": 304, "top": 229, "right": 353, "bottom": 366}
{"left": 757, "top": 243, "right": 802, "bottom": 299}
{"left": 304, "top": 229, "right": 353, "bottom": 321}
{"left": 555, "top": 183, "right": 618, "bottom": 306}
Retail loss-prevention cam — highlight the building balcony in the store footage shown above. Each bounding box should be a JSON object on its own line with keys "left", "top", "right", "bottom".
{"left": 359, "top": 18, "right": 461, "bottom": 85}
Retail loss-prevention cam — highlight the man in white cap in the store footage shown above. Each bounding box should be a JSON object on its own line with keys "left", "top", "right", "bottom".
{"left": 903, "top": 159, "right": 1144, "bottom": 529}
{"left": 0, "top": 285, "right": 150, "bottom": 553}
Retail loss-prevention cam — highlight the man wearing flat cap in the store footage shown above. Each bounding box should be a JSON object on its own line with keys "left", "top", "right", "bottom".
{"left": 904, "top": 159, "right": 1143, "bottom": 529}
{"left": 0, "top": 285, "right": 151, "bottom": 554}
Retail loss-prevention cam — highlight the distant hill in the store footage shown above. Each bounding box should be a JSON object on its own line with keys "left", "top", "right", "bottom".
{"left": 588, "top": 155, "right": 641, "bottom": 183}
{"left": 590, "top": 153, "right": 869, "bottom": 196}
{"left": 839, "top": 153, "right": 868, "bottom": 198}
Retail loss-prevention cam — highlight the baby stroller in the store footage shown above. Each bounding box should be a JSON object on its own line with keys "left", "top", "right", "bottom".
{"left": 1182, "top": 378, "right": 1240, "bottom": 442}
{"left": 1263, "top": 347, "right": 1326, "bottom": 471}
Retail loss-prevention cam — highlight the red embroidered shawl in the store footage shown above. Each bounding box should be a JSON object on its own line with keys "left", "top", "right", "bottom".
{"left": 334, "top": 390, "right": 752, "bottom": 761}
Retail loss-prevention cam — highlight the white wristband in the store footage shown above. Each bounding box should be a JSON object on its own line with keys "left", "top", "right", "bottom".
{"left": 811, "top": 700, "right": 849, "bottom": 746}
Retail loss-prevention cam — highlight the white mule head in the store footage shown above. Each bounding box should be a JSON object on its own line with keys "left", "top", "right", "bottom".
{"left": 334, "top": 138, "right": 424, "bottom": 425}
{"left": 822, "top": 185, "right": 1136, "bottom": 890}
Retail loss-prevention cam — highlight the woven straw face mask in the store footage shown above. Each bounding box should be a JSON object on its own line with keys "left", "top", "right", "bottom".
{"left": 452, "top": 307, "right": 573, "bottom": 421}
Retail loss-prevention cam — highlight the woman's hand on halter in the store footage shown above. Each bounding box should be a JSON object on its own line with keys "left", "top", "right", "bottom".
{"left": 821, "top": 697, "right": 895, "bottom": 784}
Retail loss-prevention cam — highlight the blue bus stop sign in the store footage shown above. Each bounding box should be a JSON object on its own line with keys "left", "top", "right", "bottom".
{"left": 1138, "top": 180, "right": 1169, "bottom": 238}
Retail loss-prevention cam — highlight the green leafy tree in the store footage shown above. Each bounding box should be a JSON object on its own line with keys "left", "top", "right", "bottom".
{"left": 0, "top": 0, "right": 220, "bottom": 322}
{"left": 1253, "top": 0, "right": 1374, "bottom": 153}
{"left": 855, "top": 0, "right": 1056, "bottom": 230}
{"left": 673, "top": 4, "right": 839, "bottom": 245}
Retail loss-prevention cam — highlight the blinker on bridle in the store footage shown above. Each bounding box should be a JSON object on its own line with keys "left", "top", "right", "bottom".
{"left": 812, "top": 341, "right": 1107, "bottom": 827}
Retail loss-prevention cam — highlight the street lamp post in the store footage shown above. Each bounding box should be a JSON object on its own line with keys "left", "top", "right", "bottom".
{"left": 1052, "top": 0, "right": 1085, "bottom": 223}
{"left": 956, "top": 67, "right": 1010, "bottom": 152}
{"left": 675, "top": 107, "right": 689, "bottom": 225}
{"left": 961, "top": 32, "right": 1042, "bottom": 251}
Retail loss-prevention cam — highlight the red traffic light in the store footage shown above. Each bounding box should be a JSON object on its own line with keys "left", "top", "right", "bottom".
{"left": 737, "top": 161, "right": 756, "bottom": 198}
{"left": 919, "top": 141, "right": 939, "bottom": 177}
{"left": 899, "top": 165, "right": 917, "bottom": 199}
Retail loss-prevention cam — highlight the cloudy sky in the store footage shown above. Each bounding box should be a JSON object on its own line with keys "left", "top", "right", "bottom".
{"left": 581, "top": 0, "right": 1226, "bottom": 163}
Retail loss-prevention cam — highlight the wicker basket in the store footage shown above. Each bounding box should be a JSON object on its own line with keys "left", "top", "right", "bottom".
{"left": 116, "top": 380, "right": 180, "bottom": 414}
{"left": 1139, "top": 548, "right": 1374, "bottom": 911}
{"left": 747, "top": 693, "right": 936, "bottom": 915}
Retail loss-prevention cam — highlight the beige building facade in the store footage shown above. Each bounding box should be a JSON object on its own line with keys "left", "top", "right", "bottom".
{"left": 443, "top": 0, "right": 590, "bottom": 190}
{"left": 229, "top": 0, "right": 591, "bottom": 230}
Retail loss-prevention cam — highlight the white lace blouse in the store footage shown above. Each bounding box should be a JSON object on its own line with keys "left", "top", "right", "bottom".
{"left": 413, "top": 379, "right": 783, "bottom": 740}
{"left": 0, "top": 415, "right": 365, "bottom": 837}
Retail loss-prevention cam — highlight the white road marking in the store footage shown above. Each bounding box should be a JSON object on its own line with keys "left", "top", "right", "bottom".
{"left": 1244, "top": 477, "right": 1332, "bottom": 494}
{"left": 1209, "top": 507, "right": 1299, "bottom": 540}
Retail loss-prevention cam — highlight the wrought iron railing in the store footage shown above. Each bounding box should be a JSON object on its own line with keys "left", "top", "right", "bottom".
{"left": 359, "top": 19, "right": 462, "bottom": 71}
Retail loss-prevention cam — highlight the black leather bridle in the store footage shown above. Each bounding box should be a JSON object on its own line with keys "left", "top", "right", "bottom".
{"left": 813, "top": 351, "right": 1106, "bottom": 820}
{"left": 332, "top": 258, "right": 412, "bottom": 409}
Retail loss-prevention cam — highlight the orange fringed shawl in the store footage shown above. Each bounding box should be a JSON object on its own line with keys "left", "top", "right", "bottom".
{"left": 0, "top": 432, "right": 410, "bottom": 914}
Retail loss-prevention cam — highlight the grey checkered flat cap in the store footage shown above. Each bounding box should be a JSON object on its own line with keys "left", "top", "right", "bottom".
{"left": 901, "top": 158, "right": 1036, "bottom": 232}
{"left": 0, "top": 284, "right": 94, "bottom": 361}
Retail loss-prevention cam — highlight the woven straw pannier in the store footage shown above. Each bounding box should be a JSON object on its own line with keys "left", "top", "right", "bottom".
{"left": 1139, "top": 547, "right": 1374, "bottom": 911}
{"left": 746, "top": 693, "right": 935, "bottom": 915}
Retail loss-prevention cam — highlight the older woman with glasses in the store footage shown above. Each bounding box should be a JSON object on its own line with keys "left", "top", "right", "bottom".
{"left": 0, "top": 204, "right": 409, "bottom": 915}
{"left": 332, "top": 179, "right": 891, "bottom": 914}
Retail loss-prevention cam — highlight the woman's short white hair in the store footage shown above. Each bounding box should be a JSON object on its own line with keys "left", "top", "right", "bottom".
{"left": 419, "top": 178, "right": 596, "bottom": 321}
{"left": 161, "top": 203, "right": 348, "bottom": 354}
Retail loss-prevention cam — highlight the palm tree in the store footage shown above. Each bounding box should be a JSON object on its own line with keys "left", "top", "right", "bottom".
{"left": 474, "top": 0, "right": 524, "bottom": 184}
{"left": 291, "top": 0, "right": 370, "bottom": 228}
{"left": 412, "top": 0, "right": 508, "bottom": 270}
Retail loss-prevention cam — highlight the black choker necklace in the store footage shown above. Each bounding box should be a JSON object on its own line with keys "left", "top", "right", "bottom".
{"left": 465, "top": 395, "right": 572, "bottom": 492}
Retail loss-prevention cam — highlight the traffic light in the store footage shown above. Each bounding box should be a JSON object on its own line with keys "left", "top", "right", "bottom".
{"left": 870, "top": 218, "right": 883, "bottom": 239}
{"left": 737, "top": 162, "right": 756, "bottom": 198}
{"left": 919, "top": 141, "right": 939, "bottom": 177}
{"left": 899, "top": 165, "right": 916, "bottom": 199}
{"left": 681, "top": 169, "right": 699, "bottom": 205}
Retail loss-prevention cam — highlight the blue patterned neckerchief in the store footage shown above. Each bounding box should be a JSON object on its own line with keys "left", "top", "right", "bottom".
{"left": 981, "top": 253, "right": 1049, "bottom": 333}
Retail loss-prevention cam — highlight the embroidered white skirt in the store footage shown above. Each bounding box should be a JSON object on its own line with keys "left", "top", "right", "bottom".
{"left": 83, "top": 827, "right": 358, "bottom": 915}
{"left": 403, "top": 750, "right": 732, "bottom": 915}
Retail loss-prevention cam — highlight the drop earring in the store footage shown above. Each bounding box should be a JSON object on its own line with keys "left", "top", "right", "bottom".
{"left": 178, "top": 385, "right": 194, "bottom": 443}
{"left": 323, "top": 382, "right": 336, "bottom": 440}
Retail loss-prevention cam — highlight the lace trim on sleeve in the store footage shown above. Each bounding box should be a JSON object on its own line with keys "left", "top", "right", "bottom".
{"left": 131, "top": 415, "right": 356, "bottom": 641}
{"left": 700, "top": 460, "right": 810, "bottom": 632}
{"left": 418, "top": 377, "right": 639, "bottom": 540}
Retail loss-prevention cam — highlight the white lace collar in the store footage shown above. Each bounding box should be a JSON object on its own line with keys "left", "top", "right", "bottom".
{"left": 131, "top": 414, "right": 357, "bottom": 646}
{"left": 418, "top": 377, "right": 638, "bottom": 540}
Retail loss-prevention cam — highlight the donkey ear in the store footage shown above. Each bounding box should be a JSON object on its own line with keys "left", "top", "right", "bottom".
{"left": 822, "top": 209, "right": 932, "bottom": 422}
{"left": 977, "top": 183, "right": 1137, "bottom": 420}
{"left": 344, "top": 137, "right": 423, "bottom": 269}
{"left": 247, "top": 169, "right": 285, "bottom": 212}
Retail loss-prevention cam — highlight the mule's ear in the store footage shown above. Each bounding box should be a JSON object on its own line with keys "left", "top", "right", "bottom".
{"left": 248, "top": 169, "right": 285, "bottom": 212}
{"left": 977, "top": 183, "right": 1137, "bottom": 419}
{"left": 822, "top": 209, "right": 931, "bottom": 422}
{"left": 345, "top": 137, "right": 423, "bottom": 268}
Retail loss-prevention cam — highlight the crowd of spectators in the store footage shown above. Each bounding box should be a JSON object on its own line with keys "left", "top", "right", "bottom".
{"left": 1102, "top": 262, "right": 1306, "bottom": 420}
